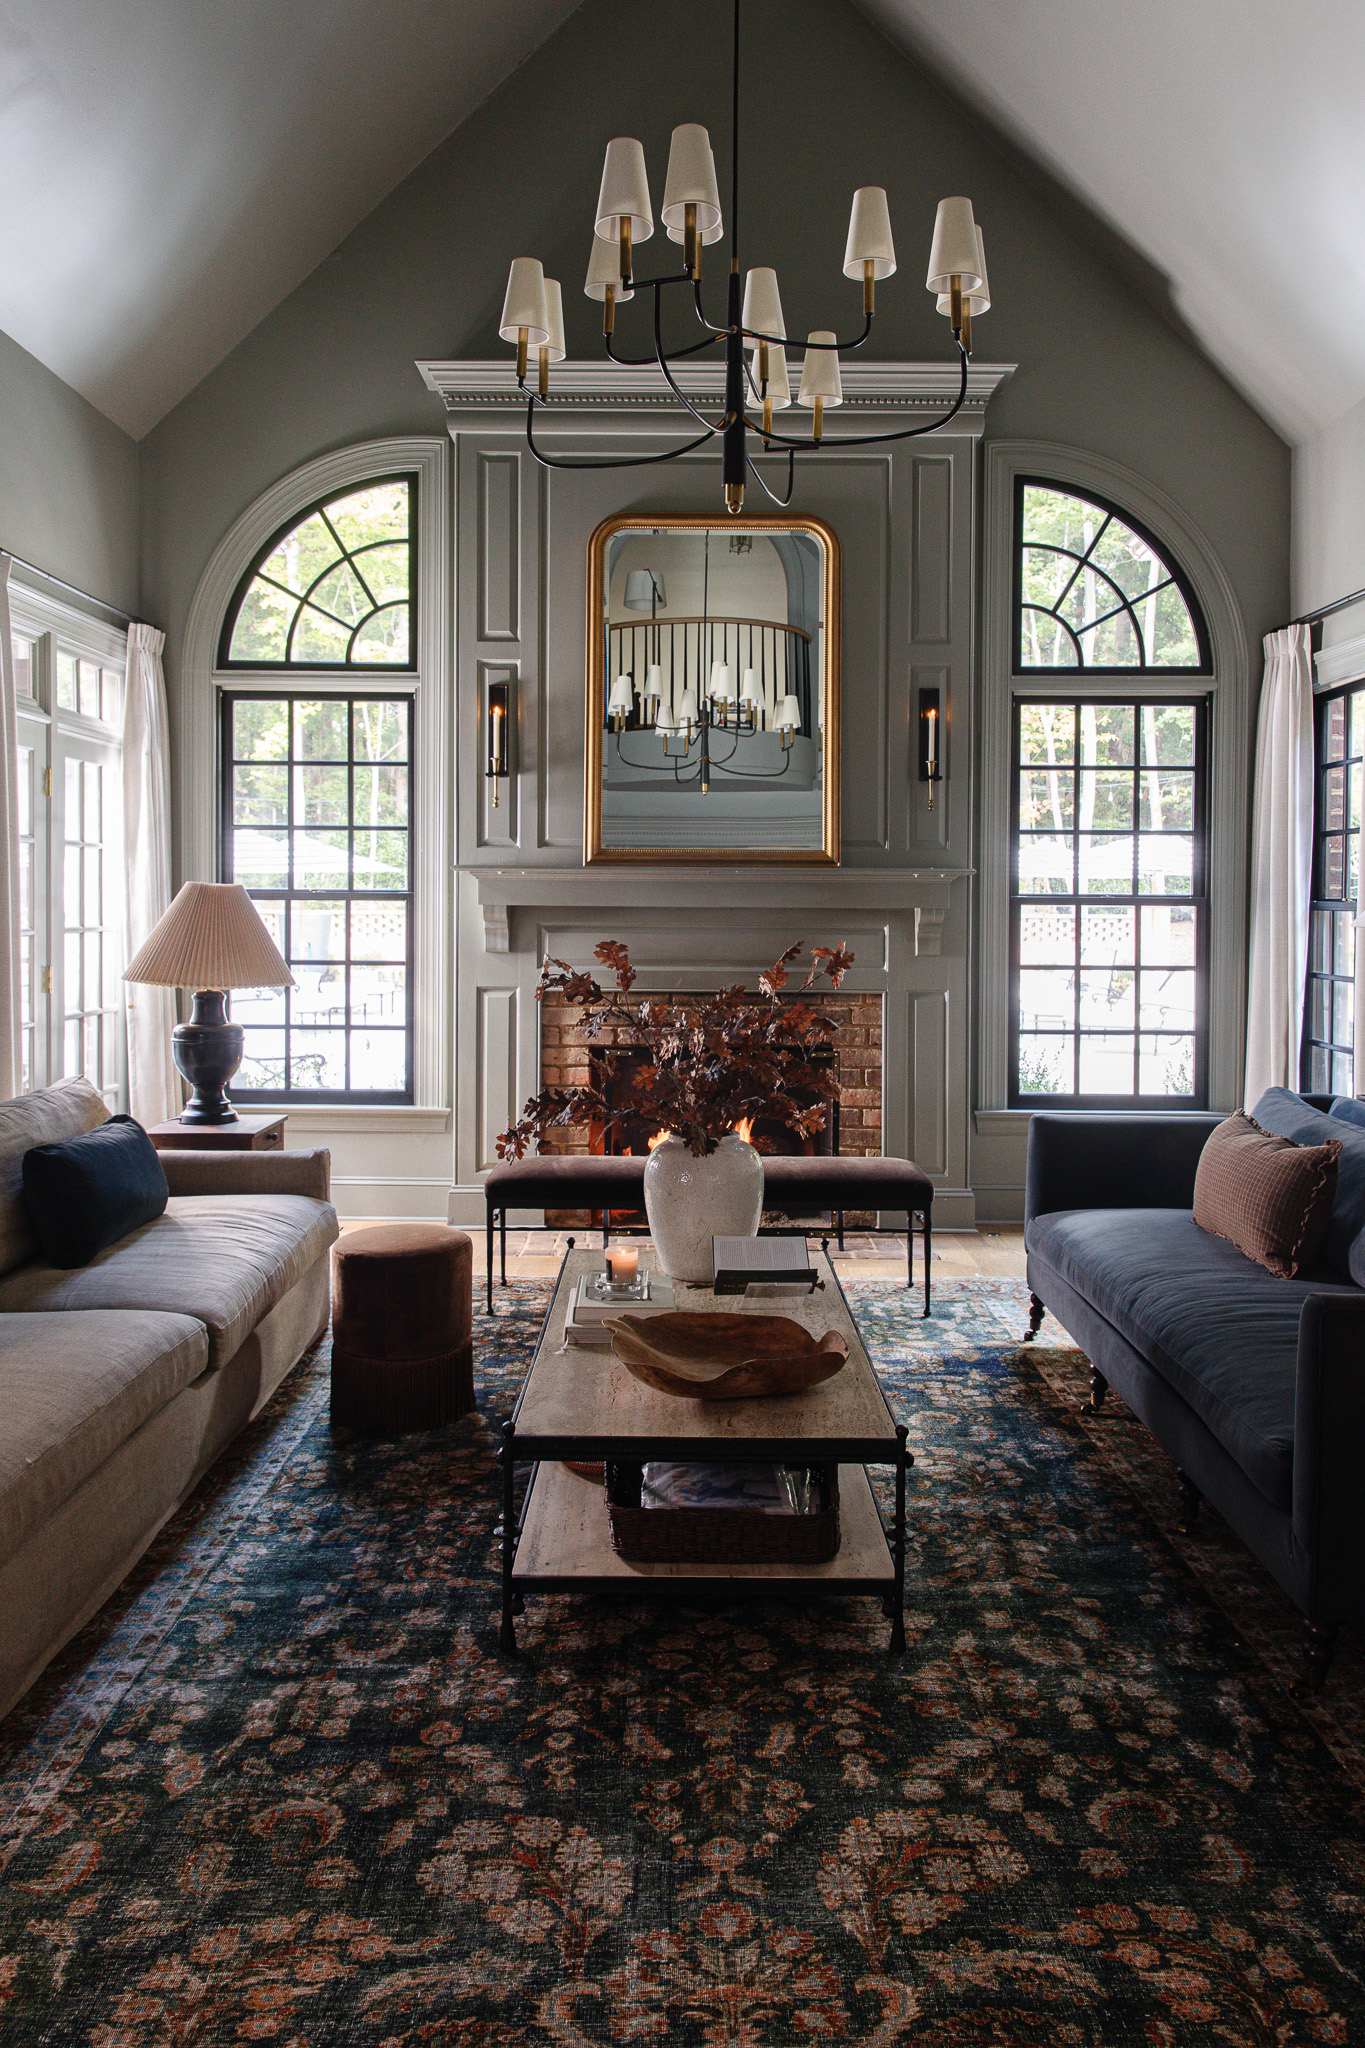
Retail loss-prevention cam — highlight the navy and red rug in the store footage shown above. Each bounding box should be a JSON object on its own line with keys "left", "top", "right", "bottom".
{"left": 0, "top": 1278, "right": 1361, "bottom": 2042}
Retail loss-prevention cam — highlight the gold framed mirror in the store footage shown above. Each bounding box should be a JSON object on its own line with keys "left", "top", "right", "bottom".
{"left": 585, "top": 513, "right": 841, "bottom": 865}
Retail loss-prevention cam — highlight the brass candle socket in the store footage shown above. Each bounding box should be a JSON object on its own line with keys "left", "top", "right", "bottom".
{"left": 538, "top": 345, "right": 549, "bottom": 398}
{"left": 949, "top": 275, "right": 963, "bottom": 339}
{"left": 515, "top": 326, "right": 529, "bottom": 381}
{"left": 863, "top": 257, "right": 875, "bottom": 318}
{"left": 619, "top": 216, "right": 632, "bottom": 285}
{"left": 684, "top": 202, "right": 697, "bottom": 278}
{"left": 603, "top": 283, "right": 615, "bottom": 337}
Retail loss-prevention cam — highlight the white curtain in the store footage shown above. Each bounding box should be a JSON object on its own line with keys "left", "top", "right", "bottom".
{"left": 122, "top": 623, "right": 180, "bottom": 1125}
{"left": 0, "top": 559, "right": 21, "bottom": 1098}
{"left": 1244, "top": 622, "right": 1315, "bottom": 1106}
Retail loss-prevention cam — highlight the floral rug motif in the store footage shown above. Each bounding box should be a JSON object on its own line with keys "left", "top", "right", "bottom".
{"left": 0, "top": 1276, "right": 1363, "bottom": 2044}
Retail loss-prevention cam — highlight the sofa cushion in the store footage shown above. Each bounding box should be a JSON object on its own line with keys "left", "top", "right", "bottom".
{"left": 0, "top": 1077, "right": 108, "bottom": 1277}
{"left": 1027, "top": 1206, "right": 1361, "bottom": 1509}
{"left": 22, "top": 1116, "right": 169, "bottom": 1268}
{"left": 0, "top": 1194, "right": 338, "bottom": 1370}
{"left": 0, "top": 1310, "right": 209, "bottom": 1566}
{"left": 1252, "top": 1088, "right": 1365, "bottom": 1285}
{"left": 1192, "top": 1110, "right": 1340, "bottom": 1278}
{"left": 1330, "top": 1096, "right": 1365, "bottom": 1134}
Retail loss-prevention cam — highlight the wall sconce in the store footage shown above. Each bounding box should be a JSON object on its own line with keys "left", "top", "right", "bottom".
{"left": 486, "top": 678, "right": 510, "bottom": 808}
{"left": 918, "top": 687, "right": 943, "bottom": 811}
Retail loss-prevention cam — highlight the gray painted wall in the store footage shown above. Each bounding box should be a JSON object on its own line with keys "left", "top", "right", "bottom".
{"left": 138, "top": 0, "right": 1290, "bottom": 691}
{"left": 1294, "top": 399, "right": 1365, "bottom": 648}
{"left": 0, "top": 328, "right": 140, "bottom": 616}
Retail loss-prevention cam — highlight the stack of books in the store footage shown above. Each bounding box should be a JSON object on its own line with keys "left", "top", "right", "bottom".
{"left": 563, "top": 1270, "right": 676, "bottom": 1346}
{"left": 712, "top": 1235, "right": 817, "bottom": 1296}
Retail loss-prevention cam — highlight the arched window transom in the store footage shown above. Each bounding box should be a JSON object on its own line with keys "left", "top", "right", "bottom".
{"left": 219, "top": 477, "right": 414, "bottom": 668}
{"left": 1017, "top": 480, "right": 1209, "bottom": 673}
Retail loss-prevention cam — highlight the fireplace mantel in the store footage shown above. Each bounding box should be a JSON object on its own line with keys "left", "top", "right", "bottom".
{"left": 475, "top": 864, "right": 972, "bottom": 955}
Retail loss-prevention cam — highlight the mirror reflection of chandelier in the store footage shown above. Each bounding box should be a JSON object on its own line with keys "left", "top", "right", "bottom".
{"left": 606, "top": 533, "right": 808, "bottom": 797}
{"left": 498, "top": 0, "right": 992, "bottom": 513}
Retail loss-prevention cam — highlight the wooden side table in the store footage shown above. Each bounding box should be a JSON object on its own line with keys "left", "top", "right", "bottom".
{"left": 148, "top": 1114, "right": 287, "bottom": 1152}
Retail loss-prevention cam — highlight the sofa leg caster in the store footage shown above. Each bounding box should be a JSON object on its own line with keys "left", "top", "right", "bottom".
{"left": 1023, "top": 1292, "right": 1045, "bottom": 1343}
{"left": 1176, "top": 1470, "right": 1201, "bottom": 1533}
{"left": 1088, "top": 1365, "right": 1108, "bottom": 1412}
{"left": 1303, "top": 1621, "right": 1337, "bottom": 1693}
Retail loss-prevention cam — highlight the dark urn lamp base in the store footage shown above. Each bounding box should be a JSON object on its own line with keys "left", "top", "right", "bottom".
{"left": 173, "top": 989, "right": 245, "bottom": 1126}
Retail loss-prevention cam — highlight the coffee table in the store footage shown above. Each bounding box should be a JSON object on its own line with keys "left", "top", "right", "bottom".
{"left": 499, "top": 1244, "right": 911, "bottom": 1654}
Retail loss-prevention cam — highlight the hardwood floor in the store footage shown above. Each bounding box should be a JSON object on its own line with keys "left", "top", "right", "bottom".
{"left": 337, "top": 1220, "right": 1027, "bottom": 1285}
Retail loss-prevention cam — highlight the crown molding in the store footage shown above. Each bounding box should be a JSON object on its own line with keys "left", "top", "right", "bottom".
{"left": 417, "top": 357, "right": 1014, "bottom": 419}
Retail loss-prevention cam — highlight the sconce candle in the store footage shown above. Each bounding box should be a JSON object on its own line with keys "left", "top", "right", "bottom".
{"left": 918, "top": 687, "right": 943, "bottom": 811}
{"left": 486, "top": 679, "right": 511, "bottom": 808}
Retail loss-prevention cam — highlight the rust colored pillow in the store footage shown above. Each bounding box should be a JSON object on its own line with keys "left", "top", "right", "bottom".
{"left": 1193, "top": 1110, "right": 1341, "bottom": 1278}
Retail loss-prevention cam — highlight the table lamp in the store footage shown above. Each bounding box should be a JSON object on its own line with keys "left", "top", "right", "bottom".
{"left": 123, "top": 881, "right": 294, "bottom": 1125}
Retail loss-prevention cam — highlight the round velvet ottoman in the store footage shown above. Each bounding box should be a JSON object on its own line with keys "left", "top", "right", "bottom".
{"left": 331, "top": 1224, "right": 474, "bottom": 1432}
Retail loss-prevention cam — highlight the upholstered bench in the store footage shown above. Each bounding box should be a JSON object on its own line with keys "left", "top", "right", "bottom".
{"left": 484, "top": 1153, "right": 932, "bottom": 1314}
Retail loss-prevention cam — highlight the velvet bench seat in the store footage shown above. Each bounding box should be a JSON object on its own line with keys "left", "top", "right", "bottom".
{"left": 483, "top": 1153, "right": 933, "bottom": 1314}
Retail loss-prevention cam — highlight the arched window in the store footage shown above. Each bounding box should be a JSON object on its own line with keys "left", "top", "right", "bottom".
{"left": 1016, "top": 480, "right": 1210, "bottom": 673}
{"left": 219, "top": 477, "right": 414, "bottom": 668}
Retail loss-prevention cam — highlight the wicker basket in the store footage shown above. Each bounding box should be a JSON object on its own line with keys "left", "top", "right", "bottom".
{"left": 604, "top": 1462, "right": 841, "bottom": 1565}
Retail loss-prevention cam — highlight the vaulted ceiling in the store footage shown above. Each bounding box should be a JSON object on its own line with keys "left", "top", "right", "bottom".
{"left": 0, "top": 0, "right": 1356, "bottom": 444}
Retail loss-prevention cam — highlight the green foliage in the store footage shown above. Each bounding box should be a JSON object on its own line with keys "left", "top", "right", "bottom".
{"left": 1019, "top": 486, "right": 1200, "bottom": 669}
{"left": 227, "top": 482, "right": 412, "bottom": 666}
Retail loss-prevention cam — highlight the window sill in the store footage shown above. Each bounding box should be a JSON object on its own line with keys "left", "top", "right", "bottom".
{"left": 975, "top": 1106, "right": 1224, "bottom": 1133}
{"left": 246, "top": 1104, "right": 451, "bottom": 1135}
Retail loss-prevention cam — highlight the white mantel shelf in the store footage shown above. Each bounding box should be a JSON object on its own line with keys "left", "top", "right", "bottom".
{"left": 474, "top": 864, "right": 972, "bottom": 955}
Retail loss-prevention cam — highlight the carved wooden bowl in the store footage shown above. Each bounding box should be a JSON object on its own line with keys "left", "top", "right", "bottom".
{"left": 605, "top": 1311, "right": 849, "bottom": 1401}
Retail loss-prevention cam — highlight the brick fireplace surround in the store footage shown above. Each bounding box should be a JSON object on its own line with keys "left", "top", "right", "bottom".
{"left": 538, "top": 990, "right": 883, "bottom": 1226}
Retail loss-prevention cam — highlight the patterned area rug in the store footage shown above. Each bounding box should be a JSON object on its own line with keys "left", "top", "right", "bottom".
{"left": 1, "top": 1277, "right": 1363, "bottom": 2043}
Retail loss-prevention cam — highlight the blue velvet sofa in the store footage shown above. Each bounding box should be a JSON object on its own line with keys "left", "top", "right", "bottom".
{"left": 1024, "top": 1088, "right": 1365, "bottom": 1689}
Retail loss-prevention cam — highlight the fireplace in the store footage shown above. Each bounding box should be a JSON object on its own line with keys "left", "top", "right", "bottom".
{"left": 538, "top": 990, "right": 882, "bottom": 1225}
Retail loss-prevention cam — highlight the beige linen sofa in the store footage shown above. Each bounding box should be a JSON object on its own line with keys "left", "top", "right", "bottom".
{"left": 0, "top": 1077, "right": 338, "bottom": 1716}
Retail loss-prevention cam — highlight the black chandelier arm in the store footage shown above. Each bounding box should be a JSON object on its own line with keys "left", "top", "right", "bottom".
{"left": 605, "top": 321, "right": 724, "bottom": 369}
{"left": 737, "top": 347, "right": 970, "bottom": 452}
{"left": 523, "top": 398, "right": 720, "bottom": 471}
{"left": 740, "top": 312, "right": 874, "bottom": 354}
{"left": 745, "top": 447, "right": 797, "bottom": 507}
{"left": 691, "top": 278, "right": 732, "bottom": 336}
{"left": 653, "top": 287, "right": 733, "bottom": 437}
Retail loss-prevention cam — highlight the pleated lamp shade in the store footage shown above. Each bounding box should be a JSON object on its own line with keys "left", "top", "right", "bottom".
{"left": 124, "top": 882, "right": 294, "bottom": 991}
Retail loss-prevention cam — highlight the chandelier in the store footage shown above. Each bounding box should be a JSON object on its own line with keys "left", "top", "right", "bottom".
{"left": 498, "top": 0, "right": 991, "bottom": 513}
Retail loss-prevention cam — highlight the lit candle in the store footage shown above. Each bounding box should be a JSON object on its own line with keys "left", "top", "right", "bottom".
{"left": 607, "top": 1244, "right": 639, "bottom": 1285}
{"left": 926, "top": 704, "right": 938, "bottom": 777}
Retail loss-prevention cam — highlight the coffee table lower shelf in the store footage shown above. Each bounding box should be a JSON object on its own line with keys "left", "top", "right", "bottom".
{"left": 509, "top": 1459, "right": 899, "bottom": 1632}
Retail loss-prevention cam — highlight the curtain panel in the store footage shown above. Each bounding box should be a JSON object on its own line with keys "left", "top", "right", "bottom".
{"left": 0, "top": 560, "right": 21, "bottom": 1098}
{"left": 1244, "top": 623, "right": 1314, "bottom": 1106}
{"left": 122, "top": 623, "right": 180, "bottom": 1125}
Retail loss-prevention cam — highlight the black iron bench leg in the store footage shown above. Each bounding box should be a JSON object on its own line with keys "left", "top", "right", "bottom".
{"left": 921, "top": 1208, "right": 932, "bottom": 1317}
{"left": 836, "top": 1209, "right": 845, "bottom": 1251}
{"left": 486, "top": 1209, "right": 495, "bottom": 1315}
{"left": 500, "top": 1209, "right": 507, "bottom": 1285}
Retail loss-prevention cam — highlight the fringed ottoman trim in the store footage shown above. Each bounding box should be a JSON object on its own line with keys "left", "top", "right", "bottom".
{"left": 330, "top": 1341, "right": 475, "bottom": 1433}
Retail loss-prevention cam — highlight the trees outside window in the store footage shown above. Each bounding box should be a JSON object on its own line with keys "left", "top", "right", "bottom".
{"left": 1302, "top": 683, "right": 1363, "bottom": 1096}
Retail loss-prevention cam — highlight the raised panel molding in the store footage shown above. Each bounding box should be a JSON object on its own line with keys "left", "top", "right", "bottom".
{"left": 477, "top": 659, "right": 520, "bottom": 849}
{"left": 477, "top": 452, "right": 521, "bottom": 642}
{"left": 477, "top": 987, "right": 519, "bottom": 1171}
{"left": 910, "top": 455, "right": 953, "bottom": 643}
{"left": 909, "top": 989, "right": 949, "bottom": 1176}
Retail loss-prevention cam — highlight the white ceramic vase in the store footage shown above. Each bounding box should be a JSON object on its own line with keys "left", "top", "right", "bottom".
{"left": 643, "top": 1133, "right": 764, "bottom": 1283}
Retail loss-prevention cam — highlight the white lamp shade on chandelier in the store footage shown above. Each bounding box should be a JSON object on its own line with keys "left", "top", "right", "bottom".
{"left": 739, "top": 667, "right": 761, "bottom": 708}
{"left": 776, "top": 693, "right": 801, "bottom": 737}
{"left": 925, "top": 197, "right": 983, "bottom": 294}
{"left": 499, "top": 258, "right": 550, "bottom": 346}
{"left": 584, "top": 233, "right": 634, "bottom": 303}
{"left": 676, "top": 683, "right": 699, "bottom": 726}
{"left": 661, "top": 124, "right": 724, "bottom": 243}
{"left": 608, "top": 674, "right": 635, "bottom": 720}
{"left": 762, "top": 343, "right": 792, "bottom": 407}
{"left": 595, "top": 137, "right": 654, "bottom": 242}
{"left": 623, "top": 568, "right": 665, "bottom": 609}
{"left": 709, "top": 660, "right": 735, "bottom": 702}
{"left": 843, "top": 186, "right": 897, "bottom": 279}
{"left": 540, "top": 279, "right": 567, "bottom": 361}
{"left": 741, "top": 267, "right": 785, "bottom": 347}
{"left": 644, "top": 663, "right": 665, "bottom": 706}
{"left": 798, "top": 332, "right": 843, "bottom": 406}
{"left": 938, "top": 228, "right": 990, "bottom": 316}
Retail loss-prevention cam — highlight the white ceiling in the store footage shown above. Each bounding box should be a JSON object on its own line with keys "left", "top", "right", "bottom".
{"left": 0, "top": 1, "right": 1358, "bottom": 444}
{"left": 858, "top": 0, "right": 1365, "bottom": 444}
{"left": 0, "top": 0, "right": 580, "bottom": 438}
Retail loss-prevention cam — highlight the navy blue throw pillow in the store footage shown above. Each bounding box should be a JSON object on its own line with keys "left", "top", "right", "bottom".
{"left": 22, "top": 1116, "right": 169, "bottom": 1268}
